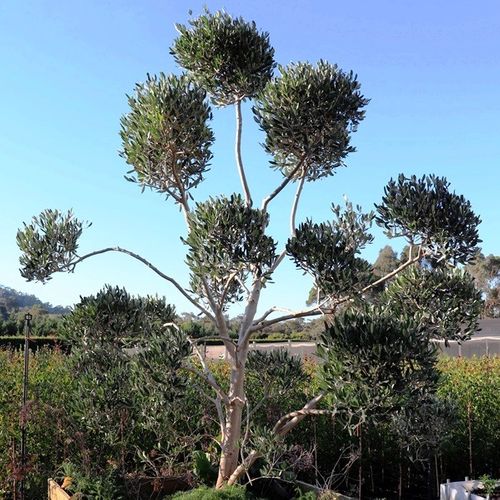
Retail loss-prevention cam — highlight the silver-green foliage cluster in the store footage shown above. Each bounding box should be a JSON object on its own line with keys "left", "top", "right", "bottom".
{"left": 120, "top": 73, "right": 214, "bottom": 198}
{"left": 286, "top": 202, "right": 374, "bottom": 297}
{"left": 319, "top": 307, "right": 439, "bottom": 424}
{"left": 376, "top": 174, "right": 481, "bottom": 264}
{"left": 172, "top": 10, "right": 275, "bottom": 105}
{"left": 254, "top": 61, "right": 368, "bottom": 179}
{"left": 381, "top": 266, "right": 483, "bottom": 342}
{"left": 183, "top": 194, "right": 277, "bottom": 305}
{"left": 17, "top": 209, "right": 87, "bottom": 283}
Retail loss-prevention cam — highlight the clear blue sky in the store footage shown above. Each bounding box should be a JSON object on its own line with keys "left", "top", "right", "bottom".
{"left": 1, "top": 0, "right": 499, "bottom": 315}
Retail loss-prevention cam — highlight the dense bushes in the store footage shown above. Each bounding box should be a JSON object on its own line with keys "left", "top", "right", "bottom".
{"left": 170, "top": 485, "right": 250, "bottom": 499}
{"left": 437, "top": 357, "right": 500, "bottom": 478}
{"left": 0, "top": 348, "right": 72, "bottom": 497}
{"left": 0, "top": 349, "right": 498, "bottom": 499}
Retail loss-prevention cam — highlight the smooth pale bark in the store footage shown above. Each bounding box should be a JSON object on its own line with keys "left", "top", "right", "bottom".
{"left": 216, "top": 281, "right": 262, "bottom": 487}
{"left": 226, "top": 393, "right": 327, "bottom": 486}
{"left": 216, "top": 362, "right": 247, "bottom": 487}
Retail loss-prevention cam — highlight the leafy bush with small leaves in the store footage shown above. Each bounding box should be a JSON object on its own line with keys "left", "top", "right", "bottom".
{"left": 61, "top": 284, "right": 176, "bottom": 342}
{"left": 0, "top": 348, "right": 73, "bottom": 498}
{"left": 54, "top": 287, "right": 213, "bottom": 496}
{"left": 319, "top": 307, "right": 439, "bottom": 425}
{"left": 254, "top": 61, "right": 368, "bottom": 179}
{"left": 247, "top": 349, "right": 307, "bottom": 396}
{"left": 57, "top": 461, "right": 125, "bottom": 500}
{"left": 170, "top": 484, "right": 251, "bottom": 499}
{"left": 381, "top": 266, "right": 483, "bottom": 342}
{"left": 287, "top": 201, "right": 374, "bottom": 300}
{"left": 17, "top": 209, "right": 89, "bottom": 283}
{"left": 376, "top": 174, "right": 481, "bottom": 264}
{"left": 172, "top": 10, "right": 275, "bottom": 105}
{"left": 438, "top": 356, "right": 500, "bottom": 478}
{"left": 120, "top": 73, "right": 214, "bottom": 198}
{"left": 184, "top": 194, "right": 277, "bottom": 305}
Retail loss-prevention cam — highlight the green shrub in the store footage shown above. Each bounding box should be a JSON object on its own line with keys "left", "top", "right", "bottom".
{"left": 1, "top": 344, "right": 499, "bottom": 498}
{"left": 437, "top": 356, "right": 500, "bottom": 477}
{"left": 169, "top": 485, "right": 250, "bottom": 499}
{"left": 0, "top": 347, "right": 73, "bottom": 498}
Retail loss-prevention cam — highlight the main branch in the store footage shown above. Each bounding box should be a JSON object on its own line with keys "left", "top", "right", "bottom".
{"left": 290, "top": 170, "right": 306, "bottom": 236}
{"left": 251, "top": 250, "right": 423, "bottom": 331}
{"left": 261, "top": 155, "right": 307, "bottom": 212}
{"left": 70, "top": 247, "right": 214, "bottom": 320}
{"left": 235, "top": 99, "right": 252, "bottom": 206}
{"left": 227, "top": 393, "right": 327, "bottom": 486}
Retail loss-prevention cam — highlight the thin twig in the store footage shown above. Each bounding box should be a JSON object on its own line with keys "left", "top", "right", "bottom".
{"left": 261, "top": 155, "right": 307, "bottom": 212}
{"left": 168, "top": 146, "right": 192, "bottom": 227}
{"left": 252, "top": 305, "right": 295, "bottom": 326}
{"left": 186, "top": 366, "right": 227, "bottom": 438}
{"left": 359, "top": 248, "right": 422, "bottom": 295}
{"left": 186, "top": 336, "right": 230, "bottom": 406}
{"left": 250, "top": 295, "right": 332, "bottom": 332}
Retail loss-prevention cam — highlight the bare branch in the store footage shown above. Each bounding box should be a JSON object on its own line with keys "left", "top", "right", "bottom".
{"left": 265, "top": 248, "right": 288, "bottom": 279}
{"left": 227, "top": 392, "right": 328, "bottom": 486}
{"left": 359, "top": 248, "right": 422, "bottom": 295}
{"left": 250, "top": 298, "right": 331, "bottom": 332}
{"left": 252, "top": 170, "right": 306, "bottom": 293}
{"left": 290, "top": 170, "right": 306, "bottom": 236}
{"left": 168, "top": 146, "right": 193, "bottom": 227}
{"left": 255, "top": 168, "right": 306, "bottom": 285}
{"left": 215, "top": 395, "right": 227, "bottom": 439}
{"left": 219, "top": 271, "right": 240, "bottom": 309}
{"left": 235, "top": 99, "right": 252, "bottom": 206}
{"left": 252, "top": 305, "right": 295, "bottom": 326}
{"left": 274, "top": 393, "right": 326, "bottom": 435}
{"left": 235, "top": 274, "right": 251, "bottom": 297}
{"left": 168, "top": 153, "right": 233, "bottom": 341}
{"left": 239, "top": 279, "right": 264, "bottom": 344}
{"left": 187, "top": 337, "right": 230, "bottom": 406}
{"left": 251, "top": 250, "right": 424, "bottom": 331}
{"left": 227, "top": 450, "right": 260, "bottom": 486}
{"left": 70, "top": 247, "right": 214, "bottom": 319}
{"left": 261, "top": 155, "right": 306, "bottom": 212}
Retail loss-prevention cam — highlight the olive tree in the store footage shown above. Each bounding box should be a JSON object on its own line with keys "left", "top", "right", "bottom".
{"left": 17, "top": 10, "right": 482, "bottom": 487}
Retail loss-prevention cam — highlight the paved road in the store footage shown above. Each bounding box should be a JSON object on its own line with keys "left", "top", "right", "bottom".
{"left": 203, "top": 334, "right": 500, "bottom": 360}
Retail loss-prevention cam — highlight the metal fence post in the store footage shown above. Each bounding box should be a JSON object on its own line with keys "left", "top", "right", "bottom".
{"left": 20, "top": 313, "right": 32, "bottom": 500}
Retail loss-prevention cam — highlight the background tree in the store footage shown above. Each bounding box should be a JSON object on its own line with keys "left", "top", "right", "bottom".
{"left": 17, "top": 9, "right": 482, "bottom": 488}
{"left": 372, "top": 245, "right": 399, "bottom": 279}
{"left": 465, "top": 253, "right": 500, "bottom": 317}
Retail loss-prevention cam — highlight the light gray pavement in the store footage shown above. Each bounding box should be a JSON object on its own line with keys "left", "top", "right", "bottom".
{"left": 203, "top": 319, "right": 500, "bottom": 360}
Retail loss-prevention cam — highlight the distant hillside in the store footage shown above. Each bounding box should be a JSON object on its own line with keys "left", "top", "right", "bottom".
{"left": 0, "top": 285, "right": 70, "bottom": 320}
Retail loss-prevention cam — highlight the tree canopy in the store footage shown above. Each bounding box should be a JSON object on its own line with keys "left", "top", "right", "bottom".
{"left": 16, "top": 8, "right": 484, "bottom": 489}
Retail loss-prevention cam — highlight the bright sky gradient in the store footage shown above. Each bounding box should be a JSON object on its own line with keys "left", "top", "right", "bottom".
{"left": 1, "top": 0, "right": 499, "bottom": 315}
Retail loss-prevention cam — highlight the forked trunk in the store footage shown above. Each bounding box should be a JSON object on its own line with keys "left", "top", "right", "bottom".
{"left": 216, "top": 361, "right": 247, "bottom": 488}
{"left": 217, "top": 404, "right": 244, "bottom": 487}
